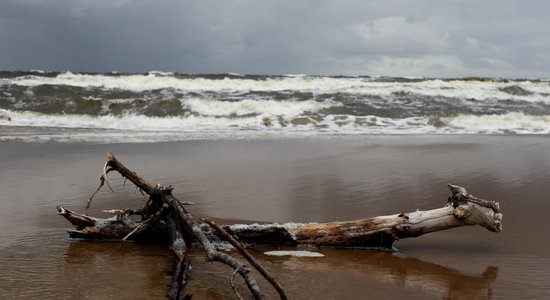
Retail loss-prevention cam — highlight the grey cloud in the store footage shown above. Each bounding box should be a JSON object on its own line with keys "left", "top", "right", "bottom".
{"left": 0, "top": 0, "right": 549, "bottom": 78}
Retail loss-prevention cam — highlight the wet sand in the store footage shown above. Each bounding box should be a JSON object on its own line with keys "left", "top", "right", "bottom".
{"left": 1, "top": 135, "right": 550, "bottom": 299}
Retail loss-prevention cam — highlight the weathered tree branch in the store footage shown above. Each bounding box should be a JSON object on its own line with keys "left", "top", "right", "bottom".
{"left": 79, "top": 153, "right": 267, "bottom": 299}
{"left": 217, "top": 186, "right": 502, "bottom": 250}
{"left": 57, "top": 152, "right": 503, "bottom": 298}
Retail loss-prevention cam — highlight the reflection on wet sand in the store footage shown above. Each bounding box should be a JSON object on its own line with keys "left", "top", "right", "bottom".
{"left": 269, "top": 250, "right": 498, "bottom": 300}
{"left": 172, "top": 246, "right": 498, "bottom": 299}
{"left": 61, "top": 237, "right": 499, "bottom": 300}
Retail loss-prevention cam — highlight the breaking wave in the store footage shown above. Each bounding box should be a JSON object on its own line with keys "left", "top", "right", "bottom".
{"left": 1, "top": 71, "right": 550, "bottom": 142}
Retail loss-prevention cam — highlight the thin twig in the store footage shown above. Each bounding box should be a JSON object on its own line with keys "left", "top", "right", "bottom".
{"left": 102, "top": 160, "right": 114, "bottom": 192}
{"left": 204, "top": 219, "right": 288, "bottom": 300}
{"left": 230, "top": 268, "right": 244, "bottom": 300}
{"left": 86, "top": 163, "right": 115, "bottom": 209}
{"left": 120, "top": 204, "right": 168, "bottom": 248}
{"left": 86, "top": 175, "right": 105, "bottom": 209}
{"left": 119, "top": 222, "right": 146, "bottom": 247}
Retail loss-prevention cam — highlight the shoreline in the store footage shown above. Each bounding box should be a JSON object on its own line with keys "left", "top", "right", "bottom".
{"left": 2, "top": 123, "right": 550, "bottom": 144}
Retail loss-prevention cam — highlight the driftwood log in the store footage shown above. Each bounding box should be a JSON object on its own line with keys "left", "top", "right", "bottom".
{"left": 57, "top": 153, "right": 503, "bottom": 299}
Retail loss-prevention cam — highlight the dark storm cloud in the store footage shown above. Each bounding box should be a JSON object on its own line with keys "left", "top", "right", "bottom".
{"left": 1, "top": 0, "right": 549, "bottom": 78}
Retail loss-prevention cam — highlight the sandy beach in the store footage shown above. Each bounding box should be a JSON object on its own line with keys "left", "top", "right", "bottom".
{"left": 1, "top": 135, "right": 550, "bottom": 299}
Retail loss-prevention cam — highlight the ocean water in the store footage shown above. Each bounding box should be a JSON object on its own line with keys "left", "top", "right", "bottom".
{"left": 1, "top": 71, "right": 549, "bottom": 142}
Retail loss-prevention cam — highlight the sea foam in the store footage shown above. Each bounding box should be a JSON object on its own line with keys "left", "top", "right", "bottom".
{"left": 6, "top": 72, "right": 550, "bottom": 103}
{"left": 263, "top": 250, "right": 325, "bottom": 257}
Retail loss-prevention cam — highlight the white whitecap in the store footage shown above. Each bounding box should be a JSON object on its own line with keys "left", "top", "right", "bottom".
{"left": 5, "top": 73, "right": 550, "bottom": 104}
{"left": 446, "top": 112, "right": 550, "bottom": 134}
{"left": 149, "top": 70, "right": 174, "bottom": 76}
{"left": 3, "top": 109, "right": 550, "bottom": 136}
{"left": 184, "top": 98, "right": 333, "bottom": 118}
{"left": 0, "top": 109, "right": 12, "bottom": 121}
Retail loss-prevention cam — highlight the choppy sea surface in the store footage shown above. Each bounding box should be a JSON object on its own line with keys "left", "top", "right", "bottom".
{"left": 1, "top": 71, "right": 549, "bottom": 142}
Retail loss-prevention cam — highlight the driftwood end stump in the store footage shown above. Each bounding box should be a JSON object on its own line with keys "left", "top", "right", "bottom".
{"left": 57, "top": 153, "right": 503, "bottom": 299}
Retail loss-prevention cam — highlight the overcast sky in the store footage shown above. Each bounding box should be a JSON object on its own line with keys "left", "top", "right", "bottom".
{"left": 1, "top": 0, "right": 549, "bottom": 78}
